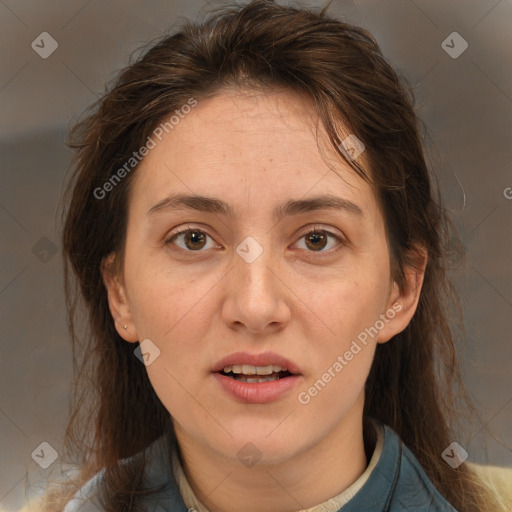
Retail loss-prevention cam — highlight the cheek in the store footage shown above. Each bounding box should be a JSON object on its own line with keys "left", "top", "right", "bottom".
{"left": 127, "top": 273, "right": 213, "bottom": 401}
{"left": 313, "top": 276, "right": 387, "bottom": 344}
{"left": 297, "top": 328, "right": 376, "bottom": 419}
{"left": 295, "top": 275, "right": 386, "bottom": 406}
{"left": 126, "top": 257, "right": 208, "bottom": 338}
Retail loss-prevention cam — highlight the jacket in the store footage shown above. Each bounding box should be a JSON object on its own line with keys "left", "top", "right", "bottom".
{"left": 60, "top": 421, "right": 471, "bottom": 511}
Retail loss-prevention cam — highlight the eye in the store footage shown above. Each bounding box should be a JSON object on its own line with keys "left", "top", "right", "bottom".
{"left": 294, "top": 227, "right": 344, "bottom": 253}
{"left": 165, "top": 225, "right": 345, "bottom": 254}
{"left": 165, "top": 226, "right": 219, "bottom": 252}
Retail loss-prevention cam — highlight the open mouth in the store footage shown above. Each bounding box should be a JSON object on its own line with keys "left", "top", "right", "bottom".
{"left": 213, "top": 359, "right": 301, "bottom": 403}
{"left": 220, "top": 365, "right": 294, "bottom": 383}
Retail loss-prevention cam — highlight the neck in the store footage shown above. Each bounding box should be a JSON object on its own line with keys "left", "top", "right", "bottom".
{"left": 173, "top": 397, "right": 370, "bottom": 512}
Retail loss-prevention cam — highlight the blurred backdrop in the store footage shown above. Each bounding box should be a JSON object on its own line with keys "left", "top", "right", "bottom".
{"left": 1, "top": 0, "right": 511, "bottom": 510}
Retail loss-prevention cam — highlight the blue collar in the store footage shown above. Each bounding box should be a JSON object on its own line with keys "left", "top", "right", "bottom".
{"left": 82, "top": 421, "right": 458, "bottom": 511}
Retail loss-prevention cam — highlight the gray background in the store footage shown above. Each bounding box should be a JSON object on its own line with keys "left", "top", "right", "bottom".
{"left": 1, "top": 0, "right": 511, "bottom": 510}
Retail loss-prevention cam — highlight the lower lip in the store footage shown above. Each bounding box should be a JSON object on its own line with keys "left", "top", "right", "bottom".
{"left": 213, "top": 372, "right": 302, "bottom": 404}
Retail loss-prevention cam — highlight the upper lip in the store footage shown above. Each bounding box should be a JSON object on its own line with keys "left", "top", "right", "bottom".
{"left": 212, "top": 351, "right": 302, "bottom": 375}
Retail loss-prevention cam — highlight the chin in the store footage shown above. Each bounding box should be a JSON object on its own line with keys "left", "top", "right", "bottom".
{"left": 211, "top": 424, "right": 306, "bottom": 465}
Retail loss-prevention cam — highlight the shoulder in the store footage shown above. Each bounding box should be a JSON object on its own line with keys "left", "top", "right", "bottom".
{"left": 369, "top": 423, "right": 457, "bottom": 511}
{"left": 389, "top": 428, "right": 512, "bottom": 511}
{"left": 393, "top": 436, "right": 458, "bottom": 511}
{"left": 343, "top": 422, "right": 459, "bottom": 511}
{"left": 467, "top": 461, "right": 512, "bottom": 510}
{"left": 15, "top": 469, "right": 106, "bottom": 512}
{"left": 62, "top": 470, "right": 105, "bottom": 512}
{"left": 63, "top": 433, "right": 181, "bottom": 512}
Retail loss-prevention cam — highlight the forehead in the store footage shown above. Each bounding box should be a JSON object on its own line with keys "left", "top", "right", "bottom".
{"left": 129, "top": 88, "right": 379, "bottom": 221}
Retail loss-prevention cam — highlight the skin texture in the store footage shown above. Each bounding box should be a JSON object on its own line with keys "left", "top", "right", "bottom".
{"left": 102, "top": 88, "right": 427, "bottom": 512}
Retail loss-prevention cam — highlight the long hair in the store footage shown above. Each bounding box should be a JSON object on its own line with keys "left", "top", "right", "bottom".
{"left": 41, "top": 1, "right": 499, "bottom": 510}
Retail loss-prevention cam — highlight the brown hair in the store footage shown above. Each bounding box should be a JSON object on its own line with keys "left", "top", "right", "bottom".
{"left": 40, "top": 0, "right": 498, "bottom": 510}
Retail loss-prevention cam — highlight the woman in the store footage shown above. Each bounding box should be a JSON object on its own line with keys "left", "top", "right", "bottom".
{"left": 33, "top": 0, "right": 511, "bottom": 511}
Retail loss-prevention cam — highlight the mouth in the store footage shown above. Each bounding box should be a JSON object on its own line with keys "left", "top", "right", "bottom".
{"left": 212, "top": 351, "right": 302, "bottom": 403}
{"left": 219, "top": 364, "right": 294, "bottom": 383}
{"left": 212, "top": 351, "right": 302, "bottom": 379}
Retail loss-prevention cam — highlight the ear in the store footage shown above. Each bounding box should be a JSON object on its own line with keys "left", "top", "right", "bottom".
{"left": 101, "top": 252, "right": 139, "bottom": 343}
{"left": 376, "top": 245, "right": 428, "bottom": 344}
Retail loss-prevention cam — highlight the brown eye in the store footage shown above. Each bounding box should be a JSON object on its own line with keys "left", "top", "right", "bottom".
{"left": 295, "top": 228, "right": 343, "bottom": 253}
{"left": 181, "top": 230, "right": 207, "bottom": 250}
{"left": 166, "top": 228, "right": 216, "bottom": 251}
{"left": 304, "top": 231, "right": 328, "bottom": 251}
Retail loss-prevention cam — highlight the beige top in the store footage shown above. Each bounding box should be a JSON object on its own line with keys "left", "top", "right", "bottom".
{"left": 171, "top": 422, "right": 384, "bottom": 512}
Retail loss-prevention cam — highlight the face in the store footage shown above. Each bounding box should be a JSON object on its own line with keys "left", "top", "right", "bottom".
{"left": 104, "top": 87, "right": 420, "bottom": 467}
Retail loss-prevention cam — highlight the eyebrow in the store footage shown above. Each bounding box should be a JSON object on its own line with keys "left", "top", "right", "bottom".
{"left": 147, "top": 193, "right": 364, "bottom": 220}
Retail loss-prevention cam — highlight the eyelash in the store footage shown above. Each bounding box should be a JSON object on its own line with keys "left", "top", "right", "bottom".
{"left": 164, "top": 225, "right": 345, "bottom": 255}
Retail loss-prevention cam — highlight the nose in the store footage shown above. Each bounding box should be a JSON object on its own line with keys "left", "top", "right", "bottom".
{"left": 221, "top": 245, "right": 291, "bottom": 335}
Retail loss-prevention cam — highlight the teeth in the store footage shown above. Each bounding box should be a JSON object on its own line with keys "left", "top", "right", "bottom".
{"left": 232, "top": 375, "right": 280, "bottom": 382}
{"left": 242, "top": 364, "right": 255, "bottom": 375}
{"left": 223, "top": 364, "right": 285, "bottom": 375}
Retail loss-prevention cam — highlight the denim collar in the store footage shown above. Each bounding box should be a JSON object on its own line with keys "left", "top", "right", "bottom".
{"left": 140, "top": 420, "right": 455, "bottom": 512}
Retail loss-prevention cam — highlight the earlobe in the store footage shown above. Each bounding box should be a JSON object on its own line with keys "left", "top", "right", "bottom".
{"left": 376, "top": 246, "right": 428, "bottom": 344}
{"left": 101, "top": 253, "right": 139, "bottom": 343}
